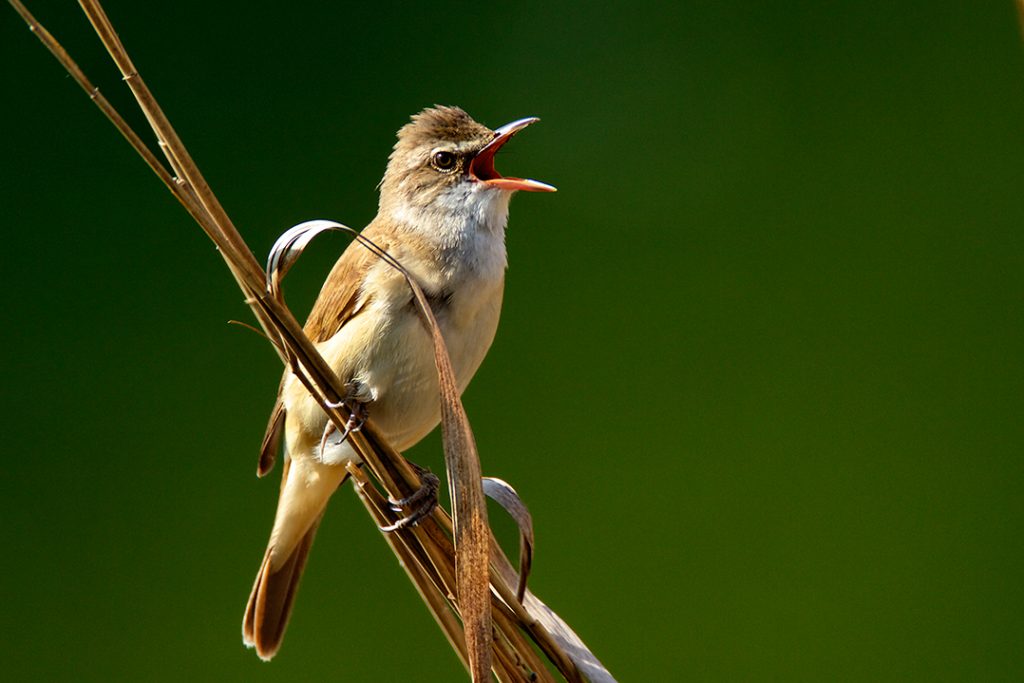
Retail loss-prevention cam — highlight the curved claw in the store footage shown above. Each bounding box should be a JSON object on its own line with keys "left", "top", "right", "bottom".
{"left": 319, "top": 397, "right": 370, "bottom": 459}
{"left": 379, "top": 471, "right": 440, "bottom": 532}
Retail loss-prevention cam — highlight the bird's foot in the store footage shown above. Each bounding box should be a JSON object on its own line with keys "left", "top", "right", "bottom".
{"left": 317, "top": 397, "right": 369, "bottom": 462}
{"left": 380, "top": 466, "right": 440, "bottom": 532}
{"left": 322, "top": 381, "right": 371, "bottom": 442}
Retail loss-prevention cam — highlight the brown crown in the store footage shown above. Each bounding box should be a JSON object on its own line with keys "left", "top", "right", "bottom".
{"left": 394, "top": 105, "right": 493, "bottom": 150}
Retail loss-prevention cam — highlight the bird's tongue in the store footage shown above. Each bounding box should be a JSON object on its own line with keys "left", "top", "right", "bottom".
{"left": 469, "top": 117, "right": 557, "bottom": 193}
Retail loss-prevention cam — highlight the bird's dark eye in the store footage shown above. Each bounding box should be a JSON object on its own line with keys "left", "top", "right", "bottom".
{"left": 431, "top": 151, "right": 457, "bottom": 172}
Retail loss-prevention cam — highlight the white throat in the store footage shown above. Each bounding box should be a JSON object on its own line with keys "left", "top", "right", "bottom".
{"left": 391, "top": 183, "right": 512, "bottom": 281}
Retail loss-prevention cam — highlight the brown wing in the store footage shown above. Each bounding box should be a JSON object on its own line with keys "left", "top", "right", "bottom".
{"left": 256, "top": 225, "right": 392, "bottom": 474}
{"left": 303, "top": 226, "right": 391, "bottom": 343}
{"left": 257, "top": 378, "right": 287, "bottom": 478}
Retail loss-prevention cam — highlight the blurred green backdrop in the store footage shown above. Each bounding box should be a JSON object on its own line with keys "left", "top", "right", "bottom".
{"left": 2, "top": 1, "right": 1023, "bottom": 681}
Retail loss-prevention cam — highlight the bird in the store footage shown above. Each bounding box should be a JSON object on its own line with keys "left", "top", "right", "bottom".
{"left": 242, "top": 105, "right": 555, "bottom": 660}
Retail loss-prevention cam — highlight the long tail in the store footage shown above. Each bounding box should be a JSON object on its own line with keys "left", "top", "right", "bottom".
{"left": 242, "top": 455, "right": 347, "bottom": 660}
{"left": 242, "top": 514, "right": 322, "bottom": 659}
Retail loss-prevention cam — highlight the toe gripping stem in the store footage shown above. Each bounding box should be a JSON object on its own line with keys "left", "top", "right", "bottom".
{"left": 379, "top": 464, "right": 440, "bottom": 532}
{"left": 320, "top": 387, "right": 370, "bottom": 456}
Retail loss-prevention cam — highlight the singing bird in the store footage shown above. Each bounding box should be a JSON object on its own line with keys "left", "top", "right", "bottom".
{"left": 243, "top": 106, "right": 555, "bottom": 660}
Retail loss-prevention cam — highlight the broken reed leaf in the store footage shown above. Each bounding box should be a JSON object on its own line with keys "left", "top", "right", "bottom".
{"left": 483, "top": 477, "right": 535, "bottom": 602}
{"left": 266, "top": 220, "right": 353, "bottom": 298}
{"left": 358, "top": 241, "right": 494, "bottom": 682}
{"left": 415, "top": 292, "right": 493, "bottom": 683}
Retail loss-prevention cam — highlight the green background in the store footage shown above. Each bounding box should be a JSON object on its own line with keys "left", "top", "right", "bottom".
{"left": 2, "top": 1, "right": 1022, "bottom": 680}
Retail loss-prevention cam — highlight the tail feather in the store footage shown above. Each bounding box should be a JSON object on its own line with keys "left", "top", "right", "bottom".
{"left": 243, "top": 515, "right": 322, "bottom": 660}
{"left": 243, "top": 451, "right": 348, "bottom": 660}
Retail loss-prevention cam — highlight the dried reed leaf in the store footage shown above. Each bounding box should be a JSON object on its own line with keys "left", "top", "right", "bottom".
{"left": 483, "top": 477, "right": 534, "bottom": 602}
{"left": 266, "top": 219, "right": 351, "bottom": 299}
{"left": 407, "top": 287, "right": 492, "bottom": 682}
{"left": 522, "top": 593, "right": 615, "bottom": 683}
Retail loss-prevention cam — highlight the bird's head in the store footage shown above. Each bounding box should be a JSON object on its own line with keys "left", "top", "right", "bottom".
{"left": 378, "top": 106, "right": 555, "bottom": 230}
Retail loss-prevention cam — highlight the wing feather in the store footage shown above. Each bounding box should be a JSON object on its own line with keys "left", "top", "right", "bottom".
{"left": 255, "top": 226, "right": 393, "bottom": 474}
{"left": 257, "top": 382, "right": 286, "bottom": 477}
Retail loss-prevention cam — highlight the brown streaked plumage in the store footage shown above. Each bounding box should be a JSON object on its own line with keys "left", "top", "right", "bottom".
{"left": 242, "top": 106, "right": 554, "bottom": 661}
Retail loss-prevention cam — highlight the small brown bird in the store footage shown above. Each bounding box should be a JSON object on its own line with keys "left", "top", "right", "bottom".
{"left": 242, "top": 106, "right": 555, "bottom": 660}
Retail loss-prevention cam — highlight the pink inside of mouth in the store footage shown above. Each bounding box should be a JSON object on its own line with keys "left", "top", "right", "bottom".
{"left": 469, "top": 133, "right": 519, "bottom": 182}
{"left": 467, "top": 127, "right": 556, "bottom": 192}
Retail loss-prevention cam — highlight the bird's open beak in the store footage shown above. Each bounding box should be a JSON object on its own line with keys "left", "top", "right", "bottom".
{"left": 469, "top": 117, "right": 557, "bottom": 192}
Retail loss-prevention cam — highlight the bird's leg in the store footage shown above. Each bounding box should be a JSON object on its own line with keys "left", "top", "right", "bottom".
{"left": 320, "top": 378, "right": 437, "bottom": 530}
{"left": 379, "top": 462, "right": 440, "bottom": 532}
